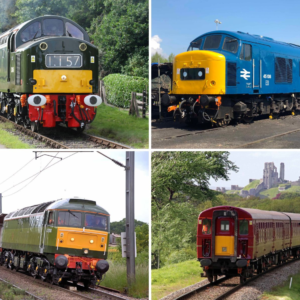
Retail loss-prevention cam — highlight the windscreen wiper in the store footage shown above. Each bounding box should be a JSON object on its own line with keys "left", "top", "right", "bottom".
{"left": 68, "top": 210, "right": 78, "bottom": 218}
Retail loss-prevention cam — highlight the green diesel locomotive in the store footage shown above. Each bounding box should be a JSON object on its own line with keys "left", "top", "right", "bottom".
{"left": 0, "top": 198, "right": 110, "bottom": 287}
{"left": 0, "top": 15, "right": 102, "bottom": 132}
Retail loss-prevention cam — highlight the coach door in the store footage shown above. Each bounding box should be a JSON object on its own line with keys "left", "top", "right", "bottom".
{"left": 252, "top": 45, "right": 261, "bottom": 92}
{"left": 215, "top": 216, "right": 235, "bottom": 256}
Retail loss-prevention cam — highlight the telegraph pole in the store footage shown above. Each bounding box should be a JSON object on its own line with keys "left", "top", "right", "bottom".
{"left": 126, "top": 151, "right": 135, "bottom": 284}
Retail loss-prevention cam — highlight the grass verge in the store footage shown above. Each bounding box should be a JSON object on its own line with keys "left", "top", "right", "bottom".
{"left": 99, "top": 260, "right": 148, "bottom": 298}
{"left": 151, "top": 260, "right": 204, "bottom": 300}
{"left": 261, "top": 272, "right": 300, "bottom": 300}
{"left": 86, "top": 104, "right": 148, "bottom": 148}
{"left": 0, "top": 123, "right": 33, "bottom": 149}
{"left": 0, "top": 281, "right": 30, "bottom": 300}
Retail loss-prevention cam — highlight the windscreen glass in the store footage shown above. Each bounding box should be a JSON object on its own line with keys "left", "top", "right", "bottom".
{"left": 85, "top": 214, "right": 108, "bottom": 230}
{"left": 20, "top": 22, "right": 42, "bottom": 43}
{"left": 66, "top": 22, "right": 84, "bottom": 39}
{"left": 43, "top": 19, "right": 64, "bottom": 36}
{"left": 58, "top": 211, "right": 82, "bottom": 227}
{"left": 203, "top": 35, "right": 222, "bottom": 49}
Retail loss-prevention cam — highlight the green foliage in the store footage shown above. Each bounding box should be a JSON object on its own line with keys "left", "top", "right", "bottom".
{"left": 121, "top": 51, "right": 148, "bottom": 78}
{"left": 89, "top": 0, "right": 148, "bottom": 77}
{"left": 151, "top": 52, "right": 175, "bottom": 63}
{"left": 110, "top": 218, "right": 147, "bottom": 234}
{"left": 0, "top": 0, "right": 18, "bottom": 32}
{"left": 136, "top": 224, "right": 149, "bottom": 253}
{"left": 103, "top": 74, "right": 148, "bottom": 107}
{"left": 165, "top": 248, "right": 197, "bottom": 265}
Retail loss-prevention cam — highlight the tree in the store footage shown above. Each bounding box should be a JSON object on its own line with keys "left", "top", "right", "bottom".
{"left": 151, "top": 52, "right": 168, "bottom": 63}
{"left": 152, "top": 151, "right": 238, "bottom": 209}
{"left": 168, "top": 53, "right": 175, "bottom": 63}
{"left": 0, "top": 0, "right": 18, "bottom": 32}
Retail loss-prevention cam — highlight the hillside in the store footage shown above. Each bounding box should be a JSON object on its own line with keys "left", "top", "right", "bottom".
{"left": 243, "top": 180, "right": 260, "bottom": 191}
{"left": 259, "top": 185, "right": 300, "bottom": 199}
{"left": 225, "top": 190, "right": 240, "bottom": 195}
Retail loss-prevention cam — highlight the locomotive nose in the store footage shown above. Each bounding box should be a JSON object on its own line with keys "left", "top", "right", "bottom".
{"left": 96, "top": 259, "right": 109, "bottom": 273}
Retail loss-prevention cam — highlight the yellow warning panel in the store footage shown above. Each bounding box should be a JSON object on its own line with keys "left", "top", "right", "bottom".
{"left": 215, "top": 236, "right": 234, "bottom": 256}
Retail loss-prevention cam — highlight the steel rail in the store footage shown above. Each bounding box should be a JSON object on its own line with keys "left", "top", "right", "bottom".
{"left": 173, "top": 256, "right": 300, "bottom": 300}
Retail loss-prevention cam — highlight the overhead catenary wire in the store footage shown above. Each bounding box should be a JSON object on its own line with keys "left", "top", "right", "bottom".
{"left": 2, "top": 152, "right": 77, "bottom": 197}
{"left": 0, "top": 157, "right": 35, "bottom": 185}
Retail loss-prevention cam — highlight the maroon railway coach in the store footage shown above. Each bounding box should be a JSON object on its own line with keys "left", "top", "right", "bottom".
{"left": 197, "top": 206, "right": 300, "bottom": 283}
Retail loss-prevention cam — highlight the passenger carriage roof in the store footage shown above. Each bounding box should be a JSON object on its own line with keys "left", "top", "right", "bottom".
{"left": 190, "top": 30, "right": 300, "bottom": 56}
{"left": 199, "top": 205, "right": 291, "bottom": 221}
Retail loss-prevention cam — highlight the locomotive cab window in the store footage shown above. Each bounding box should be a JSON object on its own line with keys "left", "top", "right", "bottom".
{"left": 66, "top": 22, "right": 84, "bottom": 39}
{"left": 203, "top": 35, "right": 222, "bottom": 49}
{"left": 85, "top": 214, "right": 108, "bottom": 230}
{"left": 48, "top": 211, "right": 54, "bottom": 225}
{"left": 19, "top": 21, "right": 42, "bottom": 43}
{"left": 220, "top": 220, "right": 230, "bottom": 231}
{"left": 240, "top": 44, "right": 252, "bottom": 61}
{"left": 202, "top": 219, "right": 211, "bottom": 234}
{"left": 239, "top": 220, "right": 248, "bottom": 235}
{"left": 43, "top": 18, "right": 64, "bottom": 37}
{"left": 188, "top": 39, "right": 203, "bottom": 51}
{"left": 222, "top": 37, "right": 238, "bottom": 54}
{"left": 58, "top": 211, "right": 82, "bottom": 227}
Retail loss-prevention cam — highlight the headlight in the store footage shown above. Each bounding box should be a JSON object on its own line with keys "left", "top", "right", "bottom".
{"left": 183, "top": 71, "right": 187, "bottom": 77}
{"left": 198, "top": 71, "right": 203, "bottom": 77}
{"left": 84, "top": 95, "right": 102, "bottom": 107}
{"left": 28, "top": 95, "right": 47, "bottom": 107}
{"left": 79, "top": 43, "right": 87, "bottom": 51}
{"left": 84, "top": 249, "right": 89, "bottom": 254}
{"left": 39, "top": 42, "right": 48, "bottom": 51}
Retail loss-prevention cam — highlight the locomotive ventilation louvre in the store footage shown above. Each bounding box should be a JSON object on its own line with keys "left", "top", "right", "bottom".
{"left": 16, "top": 54, "right": 21, "bottom": 85}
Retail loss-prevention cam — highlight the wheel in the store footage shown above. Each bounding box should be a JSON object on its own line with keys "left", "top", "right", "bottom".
{"left": 76, "top": 125, "right": 86, "bottom": 133}
{"left": 243, "top": 116, "right": 253, "bottom": 124}
{"left": 213, "top": 275, "right": 217, "bottom": 282}
{"left": 240, "top": 275, "right": 247, "bottom": 284}
{"left": 30, "top": 121, "right": 39, "bottom": 132}
{"left": 83, "top": 280, "right": 92, "bottom": 289}
{"left": 207, "top": 272, "right": 213, "bottom": 283}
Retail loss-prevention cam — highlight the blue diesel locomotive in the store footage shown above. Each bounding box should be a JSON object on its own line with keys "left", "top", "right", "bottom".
{"left": 164, "top": 30, "right": 300, "bottom": 126}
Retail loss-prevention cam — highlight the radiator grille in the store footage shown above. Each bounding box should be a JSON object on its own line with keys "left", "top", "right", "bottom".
{"left": 226, "top": 62, "right": 236, "bottom": 86}
{"left": 275, "top": 57, "right": 292, "bottom": 83}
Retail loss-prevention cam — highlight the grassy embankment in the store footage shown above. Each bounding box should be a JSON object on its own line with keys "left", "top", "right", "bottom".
{"left": 261, "top": 271, "right": 300, "bottom": 299}
{"left": 0, "top": 123, "right": 33, "bottom": 149}
{"left": 243, "top": 179, "right": 260, "bottom": 191}
{"left": 0, "top": 281, "right": 30, "bottom": 299}
{"left": 151, "top": 260, "right": 204, "bottom": 300}
{"left": 86, "top": 104, "right": 148, "bottom": 149}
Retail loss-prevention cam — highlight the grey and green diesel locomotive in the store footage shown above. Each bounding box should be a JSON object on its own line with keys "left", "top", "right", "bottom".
{"left": 0, "top": 198, "right": 110, "bottom": 287}
{"left": 0, "top": 15, "right": 102, "bottom": 132}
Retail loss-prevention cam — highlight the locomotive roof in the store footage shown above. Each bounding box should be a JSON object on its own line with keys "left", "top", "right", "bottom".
{"left": 0, "top": 15, "right": 90, "bottom": 42}
{"left": 199, "top": 205, "right": 292, "bottom": 220}
{"left": 5, "top": 198, "right": 109, "bottom": 220}
{"left": 191, "top": 30, "right": 300, "bottom": 56}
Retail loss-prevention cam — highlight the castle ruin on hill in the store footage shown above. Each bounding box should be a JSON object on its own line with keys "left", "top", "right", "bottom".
{"left": 216, "top": 162, "right": 300, "bottom": 197}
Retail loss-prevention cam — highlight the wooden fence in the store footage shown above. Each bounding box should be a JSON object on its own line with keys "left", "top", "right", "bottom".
{"left": 99, "top": 80, "right": 148, "bottom": 118}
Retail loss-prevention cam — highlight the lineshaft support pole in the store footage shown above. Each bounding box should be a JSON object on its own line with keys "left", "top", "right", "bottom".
{"left": 126, "top": 151, "right": 135, "bottom": 285}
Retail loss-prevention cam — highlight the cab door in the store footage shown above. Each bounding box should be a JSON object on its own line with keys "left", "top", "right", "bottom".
{"left": 252, "top": 45, "right": 261, "bottom": 92}
{"left": 215, "top": 217, "right": 235, "bottom": 256}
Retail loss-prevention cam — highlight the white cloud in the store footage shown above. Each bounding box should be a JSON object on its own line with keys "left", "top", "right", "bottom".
{"left": 151, "top": 35, "right": 167, "bottom": 58}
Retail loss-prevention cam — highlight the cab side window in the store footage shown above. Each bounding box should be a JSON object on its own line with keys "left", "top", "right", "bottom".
{"left": 48, "top": 211, "right": 54, "bottom": 225}
{"left": 202, "top": 219, "right": 211, "bottom": 234}
{"left": 239, "top": 220, "right": 248, "bottom": 235}
{"left": 240, "top": 44, "right": 252, "bottom": 61}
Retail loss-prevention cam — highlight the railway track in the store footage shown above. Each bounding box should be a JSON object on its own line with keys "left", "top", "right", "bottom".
{"left": 0, "top": 265, "right": 129, "bottom": 300}
{"left": 172, "top": 256, "right": 300, "bottom": 300}
{"left": 0, "top": 115, "right": 130, "bottom": 149}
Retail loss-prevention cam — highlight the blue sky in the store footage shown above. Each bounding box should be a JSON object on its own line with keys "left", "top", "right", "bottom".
{"left": 209, "top": 151, "right": 300, "bottom": 189}
{"left": 152, "top": 0, "right": 300, "bottom": 58}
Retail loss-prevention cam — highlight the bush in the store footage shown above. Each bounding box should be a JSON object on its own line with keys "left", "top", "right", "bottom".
{"left": 165, "top": 248, "right": 197, "bottom": 265}
{"left": 103, "top": 74, "right": 148, "bottom": 108}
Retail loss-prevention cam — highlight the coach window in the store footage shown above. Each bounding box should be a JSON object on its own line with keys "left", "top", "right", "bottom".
{"left": 239, "top": 220, "right": 248, "bottom": 235}
{"left": 222, "top": 37, "right": 238, "bottom": 54}
{"left": 221, "top": 220, "right": 230, "bottom": 231}
{"left": 240, "top": 44, "right": 252, "bottom": 61}
{"left": 202, "top": 219, "right": 211, "bottom": 234}
{"left": 203, "top": 35, "right": 222, "bottom": 49}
